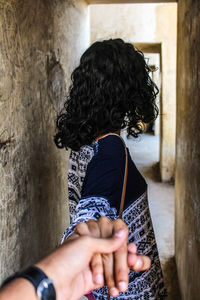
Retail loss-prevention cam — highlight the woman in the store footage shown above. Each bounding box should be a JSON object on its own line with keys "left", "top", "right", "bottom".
{"left": 54, "top": 39, "right": 167, "bottom": 299}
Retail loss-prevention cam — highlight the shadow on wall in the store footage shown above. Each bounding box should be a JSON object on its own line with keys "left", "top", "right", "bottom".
{"left": 47, "top": 50, "right": 67, "bottom": 113}
{"left": 162, "top": 257, "right": 181, "bottom": 300}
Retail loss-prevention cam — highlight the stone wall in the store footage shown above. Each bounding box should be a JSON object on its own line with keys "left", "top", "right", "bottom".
{"left": 175, "top": 0, "right": 200, "bottom": 299}
{"left": 90, "top": 3, "right": 177, "bottom": 181}
{"left": 0, "top": 0, "right": 89, "bottom": 282}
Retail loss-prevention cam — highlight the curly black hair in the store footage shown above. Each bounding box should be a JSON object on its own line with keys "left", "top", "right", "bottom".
{"left": 54, "top": 38, "right": 159, "bottom": 151}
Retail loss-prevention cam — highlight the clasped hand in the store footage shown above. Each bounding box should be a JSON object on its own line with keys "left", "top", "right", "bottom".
{"left": 72, "top": 217, "right": 151, "bottom": 298}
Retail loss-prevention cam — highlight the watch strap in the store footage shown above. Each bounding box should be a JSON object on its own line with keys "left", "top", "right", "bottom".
{"left": 20, "top": 266, "right": 56, "bottom": 300}
{"left": 21, "top": 266, "right": 46, "bottom": 289}
{"left": 1, "top": 266, "right": 56, "bottom": 300}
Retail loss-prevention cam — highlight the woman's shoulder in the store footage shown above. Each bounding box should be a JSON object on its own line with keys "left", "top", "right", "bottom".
{"left": 94, "top": 134, "right": 126, "bottom": 158}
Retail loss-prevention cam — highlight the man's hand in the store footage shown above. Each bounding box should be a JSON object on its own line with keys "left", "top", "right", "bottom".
{"left": 0, "top": 229, "right": 129, "bottom": 300}
{"left": 0, "top": 219, "right": 150, "bottom": 300}
{"left": 36, "top": 226, "right": 131, "bottom": 300}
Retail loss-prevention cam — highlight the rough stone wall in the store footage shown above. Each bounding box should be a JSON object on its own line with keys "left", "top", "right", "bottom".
{"left": 90, "top": 3, "right": 177, "bottom": 181}
{"left": 175, "top": 0, "right": 200, "bottom": 299}
{"left": 0, "top": 0, "right": 89, "bottom": 282}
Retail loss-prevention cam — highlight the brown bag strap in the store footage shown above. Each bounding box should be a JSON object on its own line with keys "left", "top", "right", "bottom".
{"left": 91, "top": 133, "right": 128, "bottom": 300}
{"left": 106, "top": 136, "right": 128, "bottom": 300}
{"left": 119, "top": 142, "right": 128, "bottom": 218}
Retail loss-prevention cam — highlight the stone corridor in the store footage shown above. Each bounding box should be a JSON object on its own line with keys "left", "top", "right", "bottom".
{"left": 0, "top": 1, "right": 200, "bottom": 299}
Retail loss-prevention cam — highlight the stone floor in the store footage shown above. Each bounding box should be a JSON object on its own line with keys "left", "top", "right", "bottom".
{"left": 122, "top": 132, "right": 181, "bottom": 300}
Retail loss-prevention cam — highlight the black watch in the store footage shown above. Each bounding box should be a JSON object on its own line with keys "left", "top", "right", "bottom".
{"left": 1, "top": 266, "right": 56, "bottom": 300}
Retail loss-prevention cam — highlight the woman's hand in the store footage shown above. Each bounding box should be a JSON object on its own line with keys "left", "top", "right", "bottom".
{"left": 74, "top": 217, "right": 151, "bottom": 298}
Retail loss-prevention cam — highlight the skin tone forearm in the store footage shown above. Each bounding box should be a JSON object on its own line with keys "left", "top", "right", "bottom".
{"left": 0, "top": 278, "right": 36, "bottom": 300}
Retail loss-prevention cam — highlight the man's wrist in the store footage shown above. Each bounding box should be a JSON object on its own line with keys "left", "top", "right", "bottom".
{"left": 0, "top": 278, "right": 37, "bottom": 300}
{"left": 20, "top": 266, "right": 56, "bottom": 300}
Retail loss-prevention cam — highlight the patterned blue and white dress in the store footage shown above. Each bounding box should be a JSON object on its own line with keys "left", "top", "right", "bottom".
{"left": 62, "top": 134, "right": 167, "bottom": 299}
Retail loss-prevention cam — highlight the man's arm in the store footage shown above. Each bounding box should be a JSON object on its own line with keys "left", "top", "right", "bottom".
{"left": 0, "top": 219, "right": 151, "bottom": 300}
